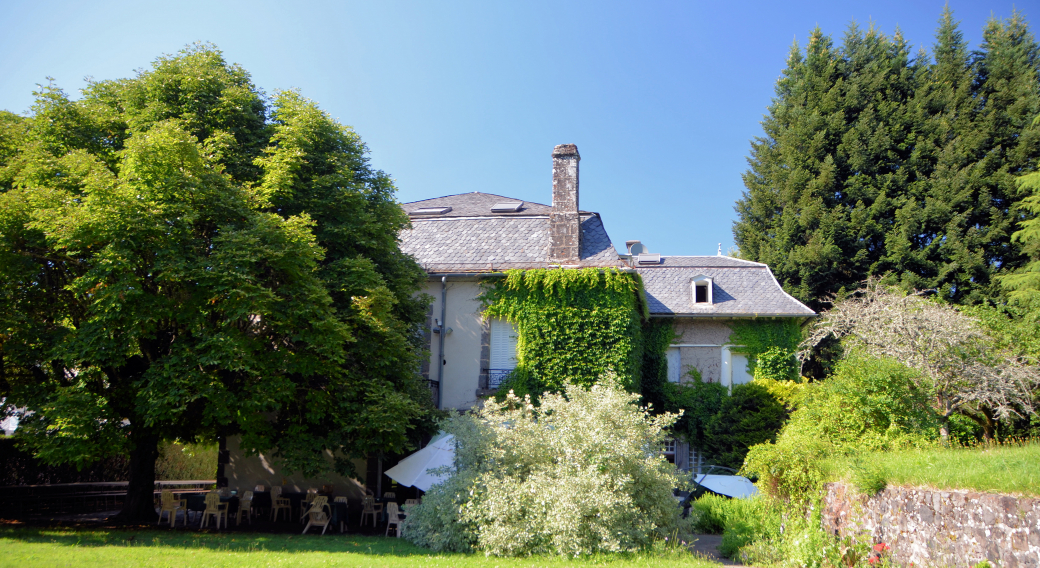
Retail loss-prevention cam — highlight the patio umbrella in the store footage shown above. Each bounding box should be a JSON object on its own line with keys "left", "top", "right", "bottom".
{"left": 384, "top": 433, "right": 455, "bottom": 491}
{"left": 693, "top": 474, "right": 758, "bottom": 499}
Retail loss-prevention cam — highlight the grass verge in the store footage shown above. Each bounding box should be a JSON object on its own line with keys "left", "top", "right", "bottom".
{"left": 824, "top": 441, "right": 1040, "bottom": 496}
{"left": 0, "top": 526, "right": 720, "bottom": 568}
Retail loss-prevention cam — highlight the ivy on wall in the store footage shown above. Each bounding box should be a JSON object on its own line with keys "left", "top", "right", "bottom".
{"left": 727, "top": 319, "right": 803, "bottom": 378}
{"left": 481, "top": 268, "right": 648, "bottom": 395}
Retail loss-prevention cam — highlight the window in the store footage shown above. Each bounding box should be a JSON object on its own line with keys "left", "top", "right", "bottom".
{"left": 662, "top": 438, "right": 676, "bottom": 464}
{"left": 489, "top": 319, "right": 518, "bottom": 388}
{"left": 689, "top": 447, "right": 705, "bottom": 474}
{"left": 666, "top": 347, "right": 682, "bottom": 383}
{"left": 691, "top": 275, "right": 713, "bottom": 305}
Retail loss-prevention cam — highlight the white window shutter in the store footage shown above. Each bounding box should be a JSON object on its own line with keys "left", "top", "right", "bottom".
{"left": 666, "top": 347, "right": 681, "bottom": 383}
{"left": 490, "top": 319, "right": 518, "bottom": 371}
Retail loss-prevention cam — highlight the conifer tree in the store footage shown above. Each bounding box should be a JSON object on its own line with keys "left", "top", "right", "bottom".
{"left": 734, "top": 9, "right": 1040, "bottom": 309}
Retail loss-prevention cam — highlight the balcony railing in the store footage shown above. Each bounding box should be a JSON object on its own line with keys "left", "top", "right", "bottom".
{"left": 488, "top": 369, "right": 514, "bottom": 389}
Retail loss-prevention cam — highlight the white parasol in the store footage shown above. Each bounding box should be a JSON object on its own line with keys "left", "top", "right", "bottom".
{"left": 384, "top": 433, "right": 455, "bottom": 491}
{"left": 693, "top": 474, "right": 758, "bottom": 499}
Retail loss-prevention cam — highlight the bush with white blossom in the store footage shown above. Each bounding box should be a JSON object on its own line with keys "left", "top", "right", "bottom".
{"left": 404, "top": 378, "right": 686, "bottom": 556}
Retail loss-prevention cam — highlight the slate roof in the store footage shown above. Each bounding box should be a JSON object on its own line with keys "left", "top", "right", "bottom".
{"left": 399, "top": 193, "right": 621, "bottom": 272}
{"left": 636, "top": 258, "right": 815, "bottom": 317}
{"left": 398, "top": 193, "right": 813, "bottom": 317}
{"left": 405, "top": 192, "right": 556, "bottom": 218}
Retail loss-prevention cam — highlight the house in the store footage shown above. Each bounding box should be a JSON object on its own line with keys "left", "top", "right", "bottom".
{"left": 225, "top": 143, "right": 813, "bottom": 494}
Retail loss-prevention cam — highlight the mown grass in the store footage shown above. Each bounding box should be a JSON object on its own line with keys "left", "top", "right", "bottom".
{"left": 0, "top": 526, "right": 720, "bottom": 568}
{"left": 825, "top": 441, "right": 1040, "bottom": 496}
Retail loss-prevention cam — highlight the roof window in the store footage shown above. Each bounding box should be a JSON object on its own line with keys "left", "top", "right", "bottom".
{"left": 637, "top": 253, "right": 662, "bottom": 264}
{"left": 691, "top": 275, "right": 713, "bottom": 305}
{"left": 491, "top": 202, "right": 524, "bottom": 213}
{"left": 411, "top": 206, "right": 452, "bottom": 215}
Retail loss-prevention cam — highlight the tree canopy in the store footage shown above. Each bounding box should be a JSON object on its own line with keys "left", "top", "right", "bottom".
{"left": 0, "top": 44, "right": 434, "bottom": 521}
{"left": 734, "top": 9, "right": 1040, "bottom": 310}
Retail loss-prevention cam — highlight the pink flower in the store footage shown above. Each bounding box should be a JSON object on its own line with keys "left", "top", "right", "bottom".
{"left": 869, "top": 557, "right": 879, "bottom": 565}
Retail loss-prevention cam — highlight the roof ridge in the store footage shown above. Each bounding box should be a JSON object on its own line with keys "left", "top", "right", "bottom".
{"left": 402, "top": 191, "right": 550, "bottom": 208}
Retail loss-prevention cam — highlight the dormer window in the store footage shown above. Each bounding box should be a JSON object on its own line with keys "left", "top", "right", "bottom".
{"left": 691, "top": 275, "right": 713, "bottom": 305}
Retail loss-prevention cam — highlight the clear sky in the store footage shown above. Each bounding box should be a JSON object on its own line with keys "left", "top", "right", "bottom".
{"left": 0, "top": 0, "right": 1030, "bottom": 256}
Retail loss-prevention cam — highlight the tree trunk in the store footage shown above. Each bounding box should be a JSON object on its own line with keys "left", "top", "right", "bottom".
{"left": 110, "top": 430, "right": 160, "bottom": 524}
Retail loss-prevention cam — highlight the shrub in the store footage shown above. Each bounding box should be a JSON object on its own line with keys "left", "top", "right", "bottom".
{"left": 405, "top": 379, "right": 686, "bottom": 557}
{"left": 155, "top": 442, "right": 217, "bottom": 481}
{"left": 663, "top": 373, "right": 727, "bottom": 451}
{"left": 703, "top": 382, "right": 788, "bottom": 470}
{"left": 688, "top": 493, "right": 730, "bottom": 534}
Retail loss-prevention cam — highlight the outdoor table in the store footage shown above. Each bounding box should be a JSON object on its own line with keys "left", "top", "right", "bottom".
{"left": 183, "top": 494, "right": 239, "bottom": 524}
{"left": 251, "top": 491, "right": 272, "bottom": 513}
{"left": 329, "top": 501, "right": 349, "bottom": 531}
{"left": 278, "top": 492, "right": 309, "bottom": 520}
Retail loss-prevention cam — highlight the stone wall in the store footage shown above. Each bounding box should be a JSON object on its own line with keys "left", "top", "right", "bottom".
{"left": 823, "top": 482, "right": 1040, "bottom": 568}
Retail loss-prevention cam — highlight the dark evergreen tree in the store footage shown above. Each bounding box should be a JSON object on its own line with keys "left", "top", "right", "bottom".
{"left": 734, "top": 10, "right": 1040, "bottom": 309}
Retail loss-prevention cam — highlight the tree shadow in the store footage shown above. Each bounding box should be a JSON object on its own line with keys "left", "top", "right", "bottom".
{"left": 0, "top": 525, "right": 434, "bottom": 557}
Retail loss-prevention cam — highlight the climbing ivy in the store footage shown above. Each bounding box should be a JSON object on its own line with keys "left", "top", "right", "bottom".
{"left": 481, "top": 268, "right": 648, "bottom": 395}
{"left": 727, "top": 319, "right": 803, "bottom": 377}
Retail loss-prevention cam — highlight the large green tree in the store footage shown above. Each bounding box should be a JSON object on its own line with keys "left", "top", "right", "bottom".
{"left": 0, "top": 44, "right": 433, "bottom": 522}
{"left": 734, "top": 9, "right": 1040, "bottom": 310}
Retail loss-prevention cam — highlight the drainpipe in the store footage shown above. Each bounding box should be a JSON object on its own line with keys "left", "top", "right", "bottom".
{"left": 437, "top": 276, "right": 446, "bottom": 409}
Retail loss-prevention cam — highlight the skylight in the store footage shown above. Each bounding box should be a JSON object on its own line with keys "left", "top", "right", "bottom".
{"left": 411, "top": 207, "right": 452, "bottom": 215}
{"left": 491, "top": 202, "right": 524, "bottom": 213}
{"left": 637, "top": 253, "right": 662, "bottom": 264}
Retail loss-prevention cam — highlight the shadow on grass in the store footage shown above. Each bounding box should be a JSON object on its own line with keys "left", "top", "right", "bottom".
{"left": 0, "top": 525, "right": 431, "bottom": 557}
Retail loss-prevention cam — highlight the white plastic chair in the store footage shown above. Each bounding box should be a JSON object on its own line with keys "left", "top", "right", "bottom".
{"left": 385, "top": 502, "right": 405, "bottom": 537}
{"left": 301, "top": 496, "right": 332, "bottom": 535}
{"left": 360, "top": 495, "right": 380, "bottom": 527}
{"left": 199, "top": 491, "right": 228, "bottom": 530}
{"left": 157, "top": 490, "right": 186, "bottom": 528}
{"left": 270, "top": 486, "right": 291, "bottom": 522}
{"left": 237, "top": 490, "right": 254, "bottom": 525}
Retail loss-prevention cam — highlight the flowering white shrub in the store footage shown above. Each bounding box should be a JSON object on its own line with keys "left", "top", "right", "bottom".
{"left": 405, "top": 378, "right": 685, "bottom": 556}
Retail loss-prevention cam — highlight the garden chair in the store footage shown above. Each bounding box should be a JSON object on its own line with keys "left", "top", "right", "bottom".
{"left": 301, "top": 496, "right": 332, "bottom": 535}
{"left": 199, "top": 491, "right": 228, "bottom": 530}
{"left": 157, "top": 490, "right": 187, "bottom": 528}
{"left": 403, "top": 498, "right": 420, "bottom": 511}
{"left": 217, "top": 486, "right": 231, "bottom": 498}
{"left": 360, "top": 495, "right": 381, "bottom": 527}
{"left": 385, "top": 502, "right": 405, "bottom": 538}
{"left": 237, "top": 490, "right": 254, "bottom": 525}
{"left": 334, "top": 496, "right": 348, "bottom": 532}
{"left": 270, "top": 486, "right": 292, "bottom": 522}
{"left": 382, "top": 491, "right": 396, "bottom": 500}
{"left": 254, "top": 484, "right": 265, "bottom": 492}
{"left": 299, "top": 488, "right": 319, "bottom": 522}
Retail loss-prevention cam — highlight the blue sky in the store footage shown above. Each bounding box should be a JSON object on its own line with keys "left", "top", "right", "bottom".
{"left": 0, "top": 0, "right": 1029, "bottom": 256}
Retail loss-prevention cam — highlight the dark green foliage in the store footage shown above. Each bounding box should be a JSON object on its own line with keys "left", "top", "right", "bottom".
{"left": 663, "top": 377, "right": 727, "bottom": 453}
{"left": 734, "top": 9, "right": 1040, "bottom": 310}
{"left": 637, "top": 319, "right": 677, "bottom": 414}
{"left": 0, "top": 44, "right": 433, "bottom": 521}
{"left": 704, "top": 383, "right": 789, "bottom": 470}
{"left": 482, "top": 268, "right": 647, "bottom": 393}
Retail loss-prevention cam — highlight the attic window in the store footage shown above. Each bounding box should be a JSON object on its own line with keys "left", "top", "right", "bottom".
{"left": 691, "top": 275, "right": 713, "bottom": 304}
{"left": 491, "top": 202, "right": 523, "bottom": 213}
{"left": 411, "top": 207, "right": 452, "bottom": 215}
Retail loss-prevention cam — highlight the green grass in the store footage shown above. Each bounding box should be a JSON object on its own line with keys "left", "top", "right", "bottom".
{"left": 0, "top": 527, "right": 720, "bottom": 568}
{"left": 825, "top": 441, "right": 1040, "bottom": 496}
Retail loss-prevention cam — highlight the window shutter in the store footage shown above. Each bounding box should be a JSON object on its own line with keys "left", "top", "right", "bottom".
{"left": 490, "top": 319, "right": 518, "bottom": 371}
{"left": 666, "top": 347, "right": 681, "bottom": 383}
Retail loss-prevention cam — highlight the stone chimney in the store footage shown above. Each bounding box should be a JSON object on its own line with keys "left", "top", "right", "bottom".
{"left": 549, "top": 144, "right": 581, "bottom": 264}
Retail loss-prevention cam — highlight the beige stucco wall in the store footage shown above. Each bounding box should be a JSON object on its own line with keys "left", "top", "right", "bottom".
{"left": 424, "top": 278, "right": 485, "bottom": 410}
{"left": 224, "top": 435, "right": 369, "bottom": 498}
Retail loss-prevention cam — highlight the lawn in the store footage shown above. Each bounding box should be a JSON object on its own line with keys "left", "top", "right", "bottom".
{"left": 0, "top": 526, "right": 720, "bottom": 568}
{"left": 825, "top": 441, "right": 1040, "bottom": 496}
